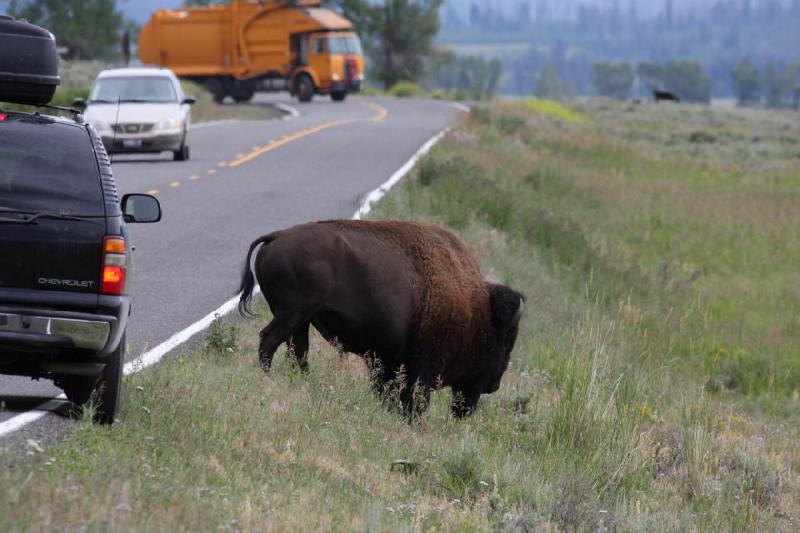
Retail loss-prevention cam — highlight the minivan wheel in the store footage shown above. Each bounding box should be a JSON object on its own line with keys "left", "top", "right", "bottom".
{"left": 58, "top": 333, "right": 125, "bottom": 425}
{"left": 174, "top": 141, "right": 190, "bottom": 161}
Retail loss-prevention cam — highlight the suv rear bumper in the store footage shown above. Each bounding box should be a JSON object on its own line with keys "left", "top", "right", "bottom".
{"left": 0, "top": 288, "right": 129, "bottom": 360}
{"left": 0, "top": 312, "right": 110, "bottom": 350}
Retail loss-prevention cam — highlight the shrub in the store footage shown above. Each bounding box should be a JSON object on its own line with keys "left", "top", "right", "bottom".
{"left": 440, "top": 441, "right": 486, "bottom": 501}
{"left": 206, "top": 314, "right": 238, "bottom": 354}
{"left": 387, "top": 81, "right": 422, "bottom": 98}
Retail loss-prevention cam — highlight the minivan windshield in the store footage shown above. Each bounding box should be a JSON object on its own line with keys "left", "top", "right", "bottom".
{"left": 0, "top": 118, "right": 104, "bottom": 216}
{"left": 327, "top": 35, "right": 363, "bottom": 56}
{"left": 89, "top": 76, "right": 178, "bottom": 103}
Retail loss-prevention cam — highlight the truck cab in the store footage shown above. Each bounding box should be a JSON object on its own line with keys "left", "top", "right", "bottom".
{"left": 297, "top": 31, "right": 364, "bottom": 102}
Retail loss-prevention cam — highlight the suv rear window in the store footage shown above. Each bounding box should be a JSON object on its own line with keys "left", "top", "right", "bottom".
{"left": 0, "top": 116, "right": 104, "bottom": 215}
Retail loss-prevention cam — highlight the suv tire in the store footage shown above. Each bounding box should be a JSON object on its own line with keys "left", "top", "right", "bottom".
{"left": 59, "top": 333, "right": 125, "bottom": 425}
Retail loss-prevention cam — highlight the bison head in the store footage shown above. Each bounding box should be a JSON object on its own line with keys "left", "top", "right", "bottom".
{"left": 484, "top": 283, "right": 525, "bottom": 393}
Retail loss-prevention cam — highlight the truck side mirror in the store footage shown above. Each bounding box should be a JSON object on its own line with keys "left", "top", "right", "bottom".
{"left": 182, "top": 96, "right": 196, "bottom": 105}
{"left": 121, "top": 194, "right": 161, "bottom": 223}
{"left": 73, "top": 98, "right": 86, "bottom": 109}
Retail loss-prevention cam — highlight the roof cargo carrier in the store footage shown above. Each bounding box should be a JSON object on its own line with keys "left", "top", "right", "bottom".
{"left": 0, "top": 15, "right": 60, "bottom": 105}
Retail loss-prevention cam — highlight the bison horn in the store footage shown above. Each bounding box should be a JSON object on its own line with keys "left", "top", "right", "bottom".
{"left": 512, "top": 298, "right": 524, "bottom": 326}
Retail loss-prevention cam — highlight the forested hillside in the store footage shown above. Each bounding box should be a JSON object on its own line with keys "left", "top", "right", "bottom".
{"left": 438, "top": 0, "right": 800, "bottom": 98}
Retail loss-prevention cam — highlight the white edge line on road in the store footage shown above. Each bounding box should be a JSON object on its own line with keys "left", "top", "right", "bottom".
{"left": 0, "top": 395, "right": 65, "bottom": 437}
{"left": 451, "top": 102, "right": 471, "bottom": 113}
{"left": 0, "top": 125, "right": 450, "bottom": 439}
{"left": 190, "top": 119, "right": 242, "bottom": 131}
{"left": 353, "top": 127, "right": 450, "bottom": 220}
{"left": 276, "top": 103, "right": 300, "bottom": 120}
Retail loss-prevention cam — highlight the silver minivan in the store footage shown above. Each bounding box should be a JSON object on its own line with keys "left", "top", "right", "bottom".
{"left": 77, "top": 67, "right": 195, "bottom": 161}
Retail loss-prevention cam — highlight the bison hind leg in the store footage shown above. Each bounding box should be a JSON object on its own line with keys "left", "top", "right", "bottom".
{"left": 258, "top": 314, "right": 309, "bottom": 372}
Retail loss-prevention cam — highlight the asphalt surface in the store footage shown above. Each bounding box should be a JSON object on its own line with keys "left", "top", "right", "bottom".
{"left": 0, "top": 93, "right": 461, "bottom": 452}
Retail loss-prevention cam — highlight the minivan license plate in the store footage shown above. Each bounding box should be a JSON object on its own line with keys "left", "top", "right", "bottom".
{"left": 123, "top": 139, "right": 143, "bottom": 148}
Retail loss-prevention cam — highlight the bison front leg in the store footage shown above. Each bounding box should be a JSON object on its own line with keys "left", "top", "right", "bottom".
{"left": 399, "top": 367, "right": 432, "bottom": 421}
{"left": 451, "top": 389, "right": 481, "bottom": 418}
{"left": 287, "top": 322, "right": 310, "bottom": 372}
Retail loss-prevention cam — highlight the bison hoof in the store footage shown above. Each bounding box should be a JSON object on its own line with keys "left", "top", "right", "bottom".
{"left": 258, "top": 354, "right": 273, "bottom": 373}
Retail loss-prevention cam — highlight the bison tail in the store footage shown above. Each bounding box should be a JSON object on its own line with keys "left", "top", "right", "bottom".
{"left": 237, "top": 232, "right": 281, "bottom": 318}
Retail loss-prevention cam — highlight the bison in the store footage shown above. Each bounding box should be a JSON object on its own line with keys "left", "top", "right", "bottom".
{"left": 653, "top": 89, "right": 680, "bottom": 102}
{"left": 237, "top": 220, "right": 524, "bottom": 418}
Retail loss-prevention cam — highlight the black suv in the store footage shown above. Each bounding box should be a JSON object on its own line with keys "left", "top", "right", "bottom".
{"left": 0, "top": 16, "right": 161, "bottom": 424}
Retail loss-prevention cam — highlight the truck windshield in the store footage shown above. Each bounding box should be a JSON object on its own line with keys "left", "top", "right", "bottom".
{"left": 327, "top": 35, "right": 363, "bottom": 56}
{"left": 89, "top": 76, "right": 178, "bottom": 103}
{"left": 0, "top": 118, "right": 104, "bottom": 216}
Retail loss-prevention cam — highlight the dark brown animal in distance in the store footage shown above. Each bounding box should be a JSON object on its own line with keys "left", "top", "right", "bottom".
{"left": 653, "top": 89, "right": 680, "bottom": 102}
{"left": 237, "top": 220, "right": 524, "bottom": 418}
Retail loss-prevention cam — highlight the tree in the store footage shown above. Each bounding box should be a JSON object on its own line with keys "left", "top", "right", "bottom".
{"left": 327, "top": 0, "right": 380, "bottom": 58}
{"left": 637, "top": 62, "right": 664, "bottom": 91}
{"left": 592, "top": 61, "right": 634, "bottom": 99}
{"left": 789, "top": 63, "right": 800, "bottom": 109}
{"left": 8, "top": 0, "right": 124, "bottom": 59}
{"left": 730, "top": 59, "right": 761, "bottom": 106}
{"left": 373, "top": 0, "right": 444, "bottom": 89}
{"left": 427, "top": 52, "right": 501, "bottom": 100}
{"left": 535, "top": 65, "right": 575, "bottom": 101}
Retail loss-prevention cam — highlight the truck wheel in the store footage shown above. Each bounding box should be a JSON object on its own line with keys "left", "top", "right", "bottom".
{"left": 204, "top": 78, "right": 227, "bottom": 104}
{"left": 295, "top": 75, "right": 314, "bottom": 103}
{"left": 331, "top": 90, "right": 347, "bottom": 102}
{"left": 58, "top": 333, "right": 125, "bottom": 425}
{"left": 233, "top": 92, "right": 254, "bottom": 103}
{"left": 231, "top": 80, "right": 256, "bottom": 103}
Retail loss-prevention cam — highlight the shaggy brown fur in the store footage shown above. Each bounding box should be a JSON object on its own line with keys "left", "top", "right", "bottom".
{"left": 238, "top": 220, "right": 524, "bottom": 418}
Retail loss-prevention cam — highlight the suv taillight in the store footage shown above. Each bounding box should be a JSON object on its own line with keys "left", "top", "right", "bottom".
{"left": 101, "top": 236, "right": 127, "bottom": 295}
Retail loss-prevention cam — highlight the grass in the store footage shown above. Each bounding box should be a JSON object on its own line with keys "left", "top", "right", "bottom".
{"left": 1, "top": 99, "right": 799, "bottom": 530}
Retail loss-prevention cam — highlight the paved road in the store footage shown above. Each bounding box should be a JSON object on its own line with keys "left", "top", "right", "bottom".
{"left": 0, "top": 94, "right": 461, "bottom": 450}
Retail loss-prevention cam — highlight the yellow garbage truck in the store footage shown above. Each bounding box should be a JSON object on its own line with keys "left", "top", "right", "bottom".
{"left": 139, "top": 0, "right": 365, "bottom": 103}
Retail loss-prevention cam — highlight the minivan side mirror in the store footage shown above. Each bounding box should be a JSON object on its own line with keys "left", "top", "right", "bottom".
{"left": 182, "top": 96, "right": 196, "bottom": 105}
{"left": 121, "top": 194, "right": 161, "bottom": 223}
{"left": 72, "top": 98, "right": 87, "bottom": 110}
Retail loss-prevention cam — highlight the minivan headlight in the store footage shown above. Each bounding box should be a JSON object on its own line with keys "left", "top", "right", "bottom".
{"left": 157, "top": 118, "right": 182, "bottom": 131}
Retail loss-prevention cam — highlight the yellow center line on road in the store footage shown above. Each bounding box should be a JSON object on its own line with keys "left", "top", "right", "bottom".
{"left": 363, "top": 102, "right": 388, "bottom": 122}
{"left": 169, "top": 181, "right": 181, "bottom": 188}
{"left": 188, "top": 175, "right": 200, "bottom": 181}
{"left": 146, "top": 189, "right": 159, "bottom": 195}
{"left": 208, "top": 169, "right": 217, "bottom": 174}
{"left": 217, "top": 161, "right": 227, "bottom": 168}
{"left": 228, "top": 119, "right": 354, "bottom": 167}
